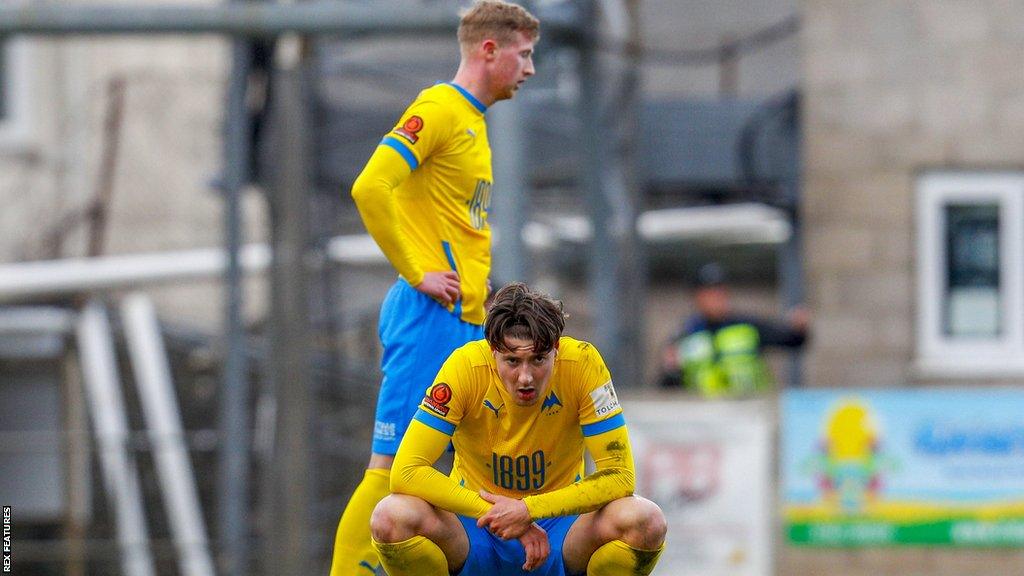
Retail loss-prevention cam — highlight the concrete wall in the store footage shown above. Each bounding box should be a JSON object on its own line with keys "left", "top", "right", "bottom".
{"left": 802, "top": 0, "right": 1024, "bottom": 388}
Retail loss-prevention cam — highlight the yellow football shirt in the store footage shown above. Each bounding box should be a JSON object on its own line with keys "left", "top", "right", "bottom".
{"left": 392, "top": 336, "right": 633, "bottom": 519}
{"left": 351, "top": 82, "right": 492, "bottom": 325}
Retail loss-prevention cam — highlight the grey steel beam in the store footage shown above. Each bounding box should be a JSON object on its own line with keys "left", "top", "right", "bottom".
{"left": 0, "top": 3, "right": 580, "bottom": 41}
{"left": 262, "top": 35, "right": 314, "bottom": 576}
{"left": 576, "top": 1, "right": 622, "bottom": 384}
{"left": 574, "top": 0, "right": 644, "bottom": 389}
{"left": 0, "top": 3, "right": 457, "bottom": 37}
{"left": 610, "top": 0, "right": 646, "bottom": 391}
{"left": 489, "top": 97, "right": 529, "bottom": 285}
{"left": 217, "top": 25, "right": 255, "bottom": 576}
{"left": 577, "top": 5, "right": 615, "bottom": 373}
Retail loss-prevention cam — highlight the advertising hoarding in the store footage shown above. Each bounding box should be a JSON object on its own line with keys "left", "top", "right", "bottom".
{"left": 628, "top": 399, "right": 772, "bottom": 575}
{"left": 782, "top": 389, "right": 1024, "bottom": 546}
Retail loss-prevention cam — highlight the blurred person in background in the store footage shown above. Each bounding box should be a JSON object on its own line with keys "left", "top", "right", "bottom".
{"left": 658, "top": 262, "right": 810, "bottom": 397}
{"left": 370, "top": 283, "right": 666, "bottom": 576}
{"left": 329, "top": 2, "right": 540, "bottom": 573}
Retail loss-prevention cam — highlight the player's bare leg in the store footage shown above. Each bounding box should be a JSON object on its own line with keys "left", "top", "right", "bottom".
{"left": 562, "top": 495, "right": 667, "bottom": 575}
{"left": 370, "top": 493, "right": 470, "bottom": 576}
{"left": 329, "top": 454, "right": 394, "bottom": 575}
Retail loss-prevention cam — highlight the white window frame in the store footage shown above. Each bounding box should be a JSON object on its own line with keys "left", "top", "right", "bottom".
{"left": 917, "top": 172, "right": 1024, "bottom": 377}
{"left": 0, "top": 39, "right": 35, "bottom": 151}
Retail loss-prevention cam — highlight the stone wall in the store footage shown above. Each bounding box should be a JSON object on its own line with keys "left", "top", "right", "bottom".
{"left": 803, "top": 0, "right": 1024, "bottom": 388}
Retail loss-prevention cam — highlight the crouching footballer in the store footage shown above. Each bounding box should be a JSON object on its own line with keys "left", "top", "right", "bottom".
{"left": 370, "top": 282, "right": 666, "bottom": 575}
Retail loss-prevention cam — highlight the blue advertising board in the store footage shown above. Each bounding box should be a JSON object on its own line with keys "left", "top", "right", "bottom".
{"left": 782, "top": 389, "right": 1024, "bottom": 546}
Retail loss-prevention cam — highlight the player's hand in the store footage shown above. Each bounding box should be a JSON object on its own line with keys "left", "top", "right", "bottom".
{"left": 415, "top": 271, "right": 461, "bottom": 306}
{"left": 477, "top": 489, "right": 533, "bottom": 540}
{"left": 518, "top": 522, "right": 550, "bottom": 571}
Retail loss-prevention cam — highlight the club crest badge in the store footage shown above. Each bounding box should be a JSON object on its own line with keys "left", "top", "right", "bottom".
{"left": 423, "top": 382, "right": 453, "bottom": 416}
{"left": 394, "top": 115, "right": 424, "bottom": 144}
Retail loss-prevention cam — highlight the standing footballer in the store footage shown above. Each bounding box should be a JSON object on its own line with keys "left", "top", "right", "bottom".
{"left": 330, "top": 2, "right": 540, "bottom": 574}
{"left": 370, "top": 283, "right": 666, "bottom": 576}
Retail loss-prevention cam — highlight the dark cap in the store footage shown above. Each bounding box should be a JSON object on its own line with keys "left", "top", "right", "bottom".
{"left": 696, "top": 262, "right": 727, "bottom": 288}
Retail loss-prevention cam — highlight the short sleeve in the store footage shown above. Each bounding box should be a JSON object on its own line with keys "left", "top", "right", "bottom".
{"left": 414, "top": 348, "right": 471, "bottom": 435}
{"left": 379, "top": 98, "right": 454, "bottom": 171}
{"left": 573, "top": 342, "right": 624, "bottom": 433}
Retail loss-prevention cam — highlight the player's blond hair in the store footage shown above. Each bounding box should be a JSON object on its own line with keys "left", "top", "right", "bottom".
{"left": 458, "top": 1, "right": 540, "bottom": 50}
{"left": 486, "top": 282, "right": 566, "bottom": 354}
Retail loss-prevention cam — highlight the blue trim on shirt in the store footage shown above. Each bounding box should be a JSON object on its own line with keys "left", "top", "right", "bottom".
{"left": 581, "top": 413, "right": 625, "bottom": 437}
{"left": 414, "top": 409, "right": 456, "bottom": 436}
{"left": 441, "top": 240, "right": 462, "bottom": 317}
{"left": 441, "top": 240, "right": 458, "bottom": 270}
{"left": 447, "top": 82, "right": 487, "bottom": 113}
{"left": 381, "top": 136, "right": 419, "bottom": 170}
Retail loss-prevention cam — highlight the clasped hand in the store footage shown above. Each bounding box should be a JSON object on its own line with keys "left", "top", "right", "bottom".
{"left": 478, "top": 489, "right": 550, "bottom": 571}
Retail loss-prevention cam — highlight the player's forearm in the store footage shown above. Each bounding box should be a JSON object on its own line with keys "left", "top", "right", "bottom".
{"left": 390, "top": 420, "right": 490, "bottom": 517}
{"left": 522, "top": 426, "right": 636, "bottom": 519}
{"left": 350, "top": 153, "right": 423, "bottom": 285}
{"left": 522, "top": 465, "right": 634, "bottom": 518}
{"left": 390, "top": 458, "right": 490, "bottom": 518}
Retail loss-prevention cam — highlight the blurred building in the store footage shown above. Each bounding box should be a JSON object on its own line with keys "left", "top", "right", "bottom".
{"left": 2, "top": 0, "right": 1022, "bottom": 575}
{"left": 803, "top": 1, "right": 1024, "bottom": 389}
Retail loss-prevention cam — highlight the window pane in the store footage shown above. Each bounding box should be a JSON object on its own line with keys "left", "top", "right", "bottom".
{"left": 943, "top": 204, "right": 1000, "bottom": 338}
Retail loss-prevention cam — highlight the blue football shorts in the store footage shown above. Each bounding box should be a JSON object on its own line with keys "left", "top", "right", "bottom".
{"left": 372, "top": 279, "right": 484, "bottom": 455}
{"left": 456, "top": 514, "right": 580, "bottom": 576}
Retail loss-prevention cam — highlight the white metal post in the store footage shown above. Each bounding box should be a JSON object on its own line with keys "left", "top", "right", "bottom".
{"left": 122, "top": 294, "right": 216, "bottom": 576}
{"left": 75, "top": 301, "right": 155, "bottom": 576}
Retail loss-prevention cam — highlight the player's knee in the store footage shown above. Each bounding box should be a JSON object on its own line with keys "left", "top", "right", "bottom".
{"left": 638, "top": 498, "right": 668, "bottom": 547}
{"left": 609, "top": 496, "right": 667, "bottom": 549}
{"left": 370, "top": 494, "right": 430, "bottom": 543}
{"left": 630, "top": 497, "right": 667, "bottom": 548}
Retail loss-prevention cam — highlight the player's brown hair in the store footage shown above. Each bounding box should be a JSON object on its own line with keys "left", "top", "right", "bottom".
{"left": 485, "top": 282, "right": 566, "bottom": 354}
{"left": 458, "top": 1, "right": 540, "bottom": 50}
